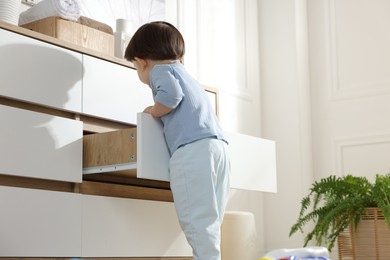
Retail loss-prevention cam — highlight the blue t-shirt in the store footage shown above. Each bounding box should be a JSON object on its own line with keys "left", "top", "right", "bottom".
{"left": 149, "top": 61, "right": 227, "bottom": 155}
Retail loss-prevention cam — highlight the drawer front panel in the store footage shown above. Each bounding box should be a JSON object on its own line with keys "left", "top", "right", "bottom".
{"left": 0, "top": 29, "right": 83, "bottom": 112}
{"left": 82, "top": 55, "right": 153, "bottom": 124}
{"left": 137, "top": 113, "right": 277, "bottom": 192}
{"left": 0, "top": 105, "right": 82, "bottom": 182}
{"left": 0, "top": 186, "right": 82, "bottom": 257}
{"left": 82, "top": 195, "right": 191, "bottom": 257}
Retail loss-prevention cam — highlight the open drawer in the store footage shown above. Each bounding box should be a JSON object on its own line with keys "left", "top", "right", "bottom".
{"left": 83, "top": 113, "right": 277, "bottom": 192}
{"left": 83, "top": 113, "right": 171, "bottom": 183}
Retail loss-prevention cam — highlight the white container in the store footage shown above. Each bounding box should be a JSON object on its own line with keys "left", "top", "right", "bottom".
{"left": 114, "top": 19, "right": 133, "bottom": 59}
{"left": 221, "top": 211, "right": 257, "bottom": 260}
{"left": 0, "top": 0, "right": 21, "bottom": 25}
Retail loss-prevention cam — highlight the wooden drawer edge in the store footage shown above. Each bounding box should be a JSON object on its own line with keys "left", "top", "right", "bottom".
{"left": 80, "top": 181, "right": 173, "bottom": 202}
{"left": 0, "top": 174, "right": 77, "bottom": 193}
{"left": 0, "top": 174, "right": 172, "bottom": 202}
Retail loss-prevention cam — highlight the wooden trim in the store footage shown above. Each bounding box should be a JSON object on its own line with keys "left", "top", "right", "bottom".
{"left": 203, "top": 85, "right": 220, "bottom": 118}
{"left": 0, "top": 96, "right": 75, "bottom": 119}
{"left": 0, "top": 174, "right": 172, "bottom": 201}
{"left": 204, "top": 85, "right": 219, "bottom": 95}
{"left": 80, "top": 181, "right": 174, "bottom": 202}
{"left": 83, "top": 172, "right": 170, "bottom": 189}
{"left": 0, "top": 174, "right": 77, "bottom": 193}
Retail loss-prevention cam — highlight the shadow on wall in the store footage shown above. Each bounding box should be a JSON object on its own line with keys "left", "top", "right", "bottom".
{"left": 0, "top": 43, "right": 83, "bottom": 181}
{"left": 0, "top": 43, "right": 83, "bottom": 111}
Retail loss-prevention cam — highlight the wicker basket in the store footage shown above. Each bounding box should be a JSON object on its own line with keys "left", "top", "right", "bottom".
{"left": 337, "top": 208, "right": 390, "bottom": 260}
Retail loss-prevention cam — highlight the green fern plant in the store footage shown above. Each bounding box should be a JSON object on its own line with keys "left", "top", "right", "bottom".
{"left": 289, "top": 174, "right": 390, "bottom": 251}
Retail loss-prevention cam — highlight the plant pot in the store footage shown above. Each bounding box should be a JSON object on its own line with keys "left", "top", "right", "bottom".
{"left": 338, "top": 208, "right": 390, "bottom": 260}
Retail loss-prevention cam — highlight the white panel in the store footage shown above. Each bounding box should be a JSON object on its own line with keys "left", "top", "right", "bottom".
{"left": 335, "top": 135, "right": 390, "bottom": 181}
{"left": 226, "top": 131, "right": 277, "bottom": 192}
{"left": 0, "top": 186, "right": 82, "bottom": 257}
{"left": 82, "top": 55, "right": 153, "bottom": 124}
{"left": 0, "top": 105, "right": 83, "bottom": 182}
{"left": 0, "top": 29, "right": 82, "bottom": 112}
{"left": 329, "top": 0, "right": 390, "bottom": 99}
{"left": 137, "top": 113, "right": 277, "bottom": 192}
{"left": 137, "top": 112, "right": 170, "bottom": 181}
{"left": 82, "top": 195, "right": 191, "bottom": 257}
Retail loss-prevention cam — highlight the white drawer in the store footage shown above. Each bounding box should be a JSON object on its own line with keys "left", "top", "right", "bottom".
{"left": 83, "top": 113, "right": 277, "bottom": 192}
{"left": 0, "top": 186, "right": 82, "bottom": 257}
{"left": 82, "top": 55, "right": 153, "bottom": 124}
{"left": 0, "top": 105, "right": 82, "bottom": 182}
{"left": 82, "top": 194, "right": 191, "bottom": 257}
{"left": 0, "top": 29, "right": 82, "bottom": 112}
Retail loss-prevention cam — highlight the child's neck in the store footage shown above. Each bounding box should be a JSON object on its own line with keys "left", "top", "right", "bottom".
{"left": 152, "top": 59, "right": 177, "bottom": 65}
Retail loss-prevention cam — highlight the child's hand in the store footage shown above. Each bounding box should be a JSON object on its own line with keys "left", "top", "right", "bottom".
{"left": 143, "top": 103, "right": 172, "bottom": 118}
{"left": 143, "top": 106, "right": 153, "bottom": 114}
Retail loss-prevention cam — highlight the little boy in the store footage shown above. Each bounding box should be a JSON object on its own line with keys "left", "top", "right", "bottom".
{"left": 125, "top": 21, "right": 230, "bottom": 260}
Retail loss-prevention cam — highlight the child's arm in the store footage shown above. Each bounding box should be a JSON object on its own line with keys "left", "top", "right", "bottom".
{"left": 143, "top": 102, "right": 173, "bottom": 118}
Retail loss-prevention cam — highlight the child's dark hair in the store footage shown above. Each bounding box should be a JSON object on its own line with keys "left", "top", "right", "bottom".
{"left": 124, "top": 21, "right": 185, "bottom": 62}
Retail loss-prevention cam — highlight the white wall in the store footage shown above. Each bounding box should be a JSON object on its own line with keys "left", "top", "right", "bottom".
{"left": 259, "top": 1, "right": 390, "bottom": 259}
{"left": 308, "top": 0, "right": 390, "bottom": 182}
{"left": 258, "top": 0, "right": 313, "bottom": 254}
{"left": 308, "top": 1, "right": 390, "bottom": 258}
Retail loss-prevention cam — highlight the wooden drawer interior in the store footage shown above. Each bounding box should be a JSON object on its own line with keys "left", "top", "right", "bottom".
{"left": 83, "top": 128, "right": 137, "bottom": 177}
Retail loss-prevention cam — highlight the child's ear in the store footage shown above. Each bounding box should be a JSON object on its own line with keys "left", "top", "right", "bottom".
{"left": 135, "top": 57, "right": 148, "bottom": 69}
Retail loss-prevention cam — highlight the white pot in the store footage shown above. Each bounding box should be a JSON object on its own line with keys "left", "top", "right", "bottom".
{"left": 0, "top": 0, "right": 21, "bottom": 25}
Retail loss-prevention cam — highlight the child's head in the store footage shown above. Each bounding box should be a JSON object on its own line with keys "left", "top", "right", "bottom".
{"left": 125, "top": 21, "right": 185, "bottom": 62}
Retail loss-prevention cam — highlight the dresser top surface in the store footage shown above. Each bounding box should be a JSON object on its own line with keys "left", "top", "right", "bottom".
{"left": 0, "top": 20, "right": 134, "bottom": 69}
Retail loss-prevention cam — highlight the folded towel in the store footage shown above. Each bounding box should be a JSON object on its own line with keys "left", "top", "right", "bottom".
{"left": 19, "top": 0, "right": 81, "bottom": 25}
{"left": 262, "top": 247, "right": 330, "bottom": 260}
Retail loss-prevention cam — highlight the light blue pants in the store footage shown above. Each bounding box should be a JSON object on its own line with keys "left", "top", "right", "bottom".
{"left": 169, "top": 138, "right": 231, "bottom": 260}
